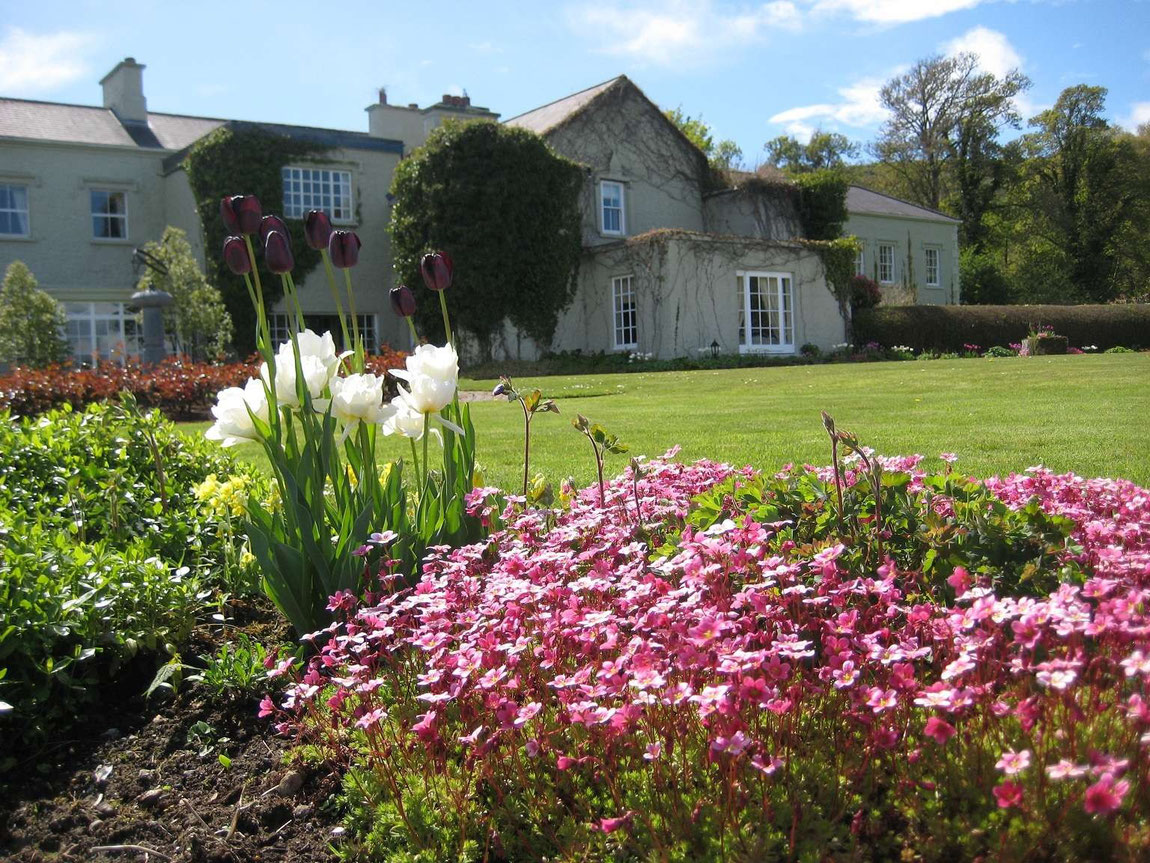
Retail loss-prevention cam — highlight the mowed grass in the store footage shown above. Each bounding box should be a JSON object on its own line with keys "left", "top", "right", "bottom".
{"left": 180, "top": 354, "right": 1150, "bottom": 491}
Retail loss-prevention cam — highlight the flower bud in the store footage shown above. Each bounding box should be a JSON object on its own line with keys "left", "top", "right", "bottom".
{"left": 223, "top": 236, "right": 250, "bottom": 275}
{"left": 420, "top": 251, "right": 453, "bottom": 292}
{"left": 260, "top": 214, "right": 290, "bottom": 248}
{"left": 264, "top": 230, "right": 294, "bottom": 274}
{"left": 220, "top": 195, "right": 262, "bottom": 235}
{"left": 305, "top": 210, "right": 333, "bottom": 250}
{"left": 389, "top": 285, "right": 416, "bottom": 318}
{"left": 328, "top": 230, "right": 361, "bottom": 268}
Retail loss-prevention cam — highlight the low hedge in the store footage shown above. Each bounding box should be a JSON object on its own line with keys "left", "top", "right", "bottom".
{"left": 0, "top": 347, "right": 408, "bottom": 419}
{"left": 852, "top": 304, "right": 1150, "bottom": 352}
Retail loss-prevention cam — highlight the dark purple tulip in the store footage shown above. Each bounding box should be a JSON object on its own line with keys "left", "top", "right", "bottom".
{"left": 420, "top": 251, "right": 453, "bottom": 292}
{"left": 223, "top": 236, "right": 250, "bottom": 275}
{"left": 259, "top": 215, "right": 290, "bottom": 248}
{"left": 389, "top": 285, "right": 416, "bottom": 318}
{"left": 264, "top": 230, "right": 294, "bottom": 274}
{"left": 304, "top": 210, "right": 333, "bottom": 250}
{"left": 328, "top": 230, "right": 361, "bottom": 268}
{"left": 220, "top": 195, "right": 262, "bottom": 235}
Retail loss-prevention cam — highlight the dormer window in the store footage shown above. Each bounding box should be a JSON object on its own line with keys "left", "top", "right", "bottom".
{"left": 600, "top": 180, "right": 625, "bottom": 236}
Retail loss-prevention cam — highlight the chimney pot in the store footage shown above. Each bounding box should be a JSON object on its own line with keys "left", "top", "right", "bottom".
{"left": 378, "top": 87, "right": 387, "bottom": 105}
{"left": 408, "top": 102, "right": 418, "bottom": 109}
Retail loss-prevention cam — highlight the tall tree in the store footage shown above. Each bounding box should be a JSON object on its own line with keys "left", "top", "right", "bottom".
{"left": 665, "top": 108, "right": 744, "bottom": 174}
{"left": 0, "top": 260, "right": 70, "bottom": 368}
{"left": 766, "top": 132, "right": 859, "bottom": 174}
{"left": 1013, "top": 85, "right": 1143, "bottom": 302}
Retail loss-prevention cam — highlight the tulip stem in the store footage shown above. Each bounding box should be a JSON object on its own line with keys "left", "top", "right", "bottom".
{"left": 421, "top": 414, "right": 430, "bottom": 488}
{"left": 284, "top": 273, "right": 306, "bottom": 334}
{"left": 438, "top": 292, "right": 453, "bottom": 347}
{"left": 520, "top": 400, "right": 531, "bottom": 499}
{"left": 406, "top": 317, "right": 420, "bottom": 347}
{"left": 321, "top": 250, "right": 353, "bottom": 357}
{"left": 242, "top": 235, "right": 270, "bottom": 358}
{"left": 410, "top": 437, "right": 420, "bottom": 484}
{"left": 343, "top": 268, "right": 364, "bottom": 372}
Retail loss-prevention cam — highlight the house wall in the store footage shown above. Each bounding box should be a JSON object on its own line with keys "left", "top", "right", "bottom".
{"left": 267, "top": 147, "right": 410, "bottom": 351}
{"left": 0, "top": 139, "right": 169, "bottom": 302}
{"left": 702, "top": 187, "right": 801, "bottom": 241}
{"left": 544, "top": 84, "right": 709, "bottom": 247}
{"left": 844, "top": 213, "right": 961, "bottom": 305}
{"left": 547, "top": 237, "right": 844, "bottom": 360}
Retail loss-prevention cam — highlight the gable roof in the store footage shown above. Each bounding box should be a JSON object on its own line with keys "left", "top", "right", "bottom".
{"left": 847, "top": 185, "right": 959, "bottom": 224}
{"left": 0, "top": 98, "right": 225, "bottom": 150}
{"left": 503, "top": 78, "right": 622, "bottom": 135}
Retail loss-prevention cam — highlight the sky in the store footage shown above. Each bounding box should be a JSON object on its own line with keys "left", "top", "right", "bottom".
{"left": 0, "top": 0, "right": 1147, "bottom": 166}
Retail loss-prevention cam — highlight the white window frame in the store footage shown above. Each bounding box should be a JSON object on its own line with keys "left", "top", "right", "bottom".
{"left": 268, "top": 312, "right": 378, "bottom": 353}
{"left": 90, "top": 189, "right": 128, "bottom": 241}
{"left": 737, "top": 271, "right": 794, "bottom": 354}
{"left": 282, "top": 166, "right": 354, "bottom": 223}
{"left": 611, "top": 274, "right": 638, "bottom": 350}
{"left": 599, "top": 180, "right": 625, "bottom": 237}
{"left": 63, "top": 302, "right": 141, "bottom": 365}
{"left": 877, "top": 242, "right": 895, "bottom": 284}
{"left": 854, "top": 244, "right": 865, "bottom": 277}
{"left": 0, "top": 183, "right": 30, "bottom": 238}
{"left": 924, "top": 246, "right": 940, "bottom": 287}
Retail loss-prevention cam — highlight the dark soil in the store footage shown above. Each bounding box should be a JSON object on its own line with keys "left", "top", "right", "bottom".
{"left": 0, "top": 600, "right": 343, "bottom": 862}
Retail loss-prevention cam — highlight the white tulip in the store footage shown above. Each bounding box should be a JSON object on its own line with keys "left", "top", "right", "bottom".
{"left": 390, "top": 342, "right": 458, "bottom": 415}
{"left": 205, "top": 377, "right": 270, "bottom": 447}
{"left": 261, "top": 329, "right": 344, "bottom": 408}
{"left": 381, "top": 399, "right": 435, "bottom": 441}
{"left": 326, "top": 373, "right": 395, "bottom": 441}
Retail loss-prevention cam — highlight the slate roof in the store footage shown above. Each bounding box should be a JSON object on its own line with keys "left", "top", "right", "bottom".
{"left": 0, "top": 98, "right": 225, "bottom": 150}
{"left": 503, "top": 77, "right": 623, "bottom": 135}
{"left": 0, "top": 99, "right": 405, "bottom": 163}
{"left": 847, "top": 185, "right": 959, "bottom": 224}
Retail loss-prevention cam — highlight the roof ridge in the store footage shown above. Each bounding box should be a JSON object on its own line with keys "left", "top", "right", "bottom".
{"left": 501, "top": 76, "right": 624, "bottom": 125}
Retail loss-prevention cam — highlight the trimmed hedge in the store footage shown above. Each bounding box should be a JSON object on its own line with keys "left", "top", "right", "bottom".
{"left": 853, "top": 304, "right": 1150, "bottom": 352}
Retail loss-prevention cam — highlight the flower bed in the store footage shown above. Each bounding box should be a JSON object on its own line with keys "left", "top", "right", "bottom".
{"left": 275, "top": 450, "right": 1150, "bottom": 860}
{"left": 0, "top": 348, "right": 407, "bottom": 419}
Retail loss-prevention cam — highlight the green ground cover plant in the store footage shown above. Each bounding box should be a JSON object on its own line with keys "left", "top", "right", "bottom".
{"left": 183, "top": 353, "right": 1150, "bottom": 491}
{"left": 0, "top": 399, "right": 265, "bottom": 749}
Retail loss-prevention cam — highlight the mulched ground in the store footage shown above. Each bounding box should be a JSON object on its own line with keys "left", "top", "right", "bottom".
{"left": 0, "top": 600, "right": 343, "bottom": 863}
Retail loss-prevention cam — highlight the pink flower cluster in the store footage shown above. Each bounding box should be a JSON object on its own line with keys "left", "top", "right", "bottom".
{"left": 278, "top": 453, "right": 1150, "bottom": 851}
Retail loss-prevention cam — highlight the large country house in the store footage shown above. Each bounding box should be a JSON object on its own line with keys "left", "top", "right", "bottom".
{"left": 0, "top": 59, "right": 959, "bottom": 363}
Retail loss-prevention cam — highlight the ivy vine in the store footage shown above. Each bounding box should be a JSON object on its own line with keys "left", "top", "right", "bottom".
{"left": 182, "top": 126, "right": 327, "bottom": 354}
{"left": 799, "top": 236, "right": 861, "bottom": 324}
{"left": 794, "top": 170, "right": 849, "bottom": 241}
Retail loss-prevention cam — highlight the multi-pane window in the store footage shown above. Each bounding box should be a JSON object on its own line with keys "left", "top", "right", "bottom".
{"left": 269, "top": 313, "right": 378, "bottom": 353}
{"left": 854, "top": 245, "right": 865, "bottom": 277}
{"left": 282, "top": 167, "right": 353, "bottom": 221}
{"left": 737, "top": 272, "right": 793, "bottom": 351}
{"left": 877, "top": 243, "right": 895, "bottom": 283}
{"left": 91, "top": 190, "right": 127, "bottom": 239}
{"left": 63, "top": 302, "right": 140, "bottom": 365}
{"left": 600, "top": 180, "right": 624, "bottom": 236}
{"left": 0, "top": 184, "right": 30, "bottom": 237}
{"left": 925, "top": 247, "right": 940, "bottom": 286}
{"left": 612, "top": 275, "right": 637, "bottom": 349}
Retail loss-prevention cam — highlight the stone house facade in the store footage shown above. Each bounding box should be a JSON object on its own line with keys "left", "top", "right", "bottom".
{"left": 0, "top": 62, "right": 958, "bottom": 363}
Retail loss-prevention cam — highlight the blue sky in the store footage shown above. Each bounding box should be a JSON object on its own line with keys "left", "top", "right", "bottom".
{"left": 1, "top": 0, "right": 1147, "bottom": 166}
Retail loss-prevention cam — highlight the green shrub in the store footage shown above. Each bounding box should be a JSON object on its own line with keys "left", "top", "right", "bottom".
{"left": 0, "top": 261, "right": 70, "bottom": 368}
{"left": 853, "top": 304, "right": 1150, "bottom": 352}
{"left": 0, "top": 399, "right": 265, "bottom": 749}
{"left": 1105, "top": 345, "right": 1134, "bottom": 354}
{"left": 985, "top": 345, "right": 1015, "bottom": 357}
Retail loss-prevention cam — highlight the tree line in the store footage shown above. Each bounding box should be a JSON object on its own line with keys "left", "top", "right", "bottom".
{"left": 678, "top": 54, "right": 1150, "bottom": 305}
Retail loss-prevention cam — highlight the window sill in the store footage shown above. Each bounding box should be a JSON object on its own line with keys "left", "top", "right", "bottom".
{"left": 91, "top": 238, "right": 133, "bottom": 246}
{"left": 738, "top": 344, "right": 795, "bottom": 355}
{"left": 0, "top": 234, "right": 35, "bottom": 243}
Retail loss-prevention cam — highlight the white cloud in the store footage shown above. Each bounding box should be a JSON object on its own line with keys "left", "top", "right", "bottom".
{"left": 942, "top": 26, "right": 1022, "bottom": 79}
{"left": 769, "top": 74, "right": 890, "bottom": 140}
{"left": 565, "top": 0, "right": 801, "bottom": 68}
{"left": 0, "top": 27, "right": 97, "bottom": 93}
{"left": 810, "top": 0, "right": 985, "bottom": 23}
{"left": 1120, "top": 101, "right": 1150, "bottom": 131}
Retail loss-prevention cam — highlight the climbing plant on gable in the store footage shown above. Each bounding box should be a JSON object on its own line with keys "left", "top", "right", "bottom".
{"left": 182, "top": 127, "right": 327, "bottom": 354}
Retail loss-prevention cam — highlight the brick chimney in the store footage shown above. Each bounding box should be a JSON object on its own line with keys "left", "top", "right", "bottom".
{"left": 100, "top": 57, "right": 148, "bottom": 124}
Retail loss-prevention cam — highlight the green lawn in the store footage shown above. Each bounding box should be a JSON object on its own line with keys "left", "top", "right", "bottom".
{"left": 180, "top": 354, "right": 1150, "bottom": 490}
